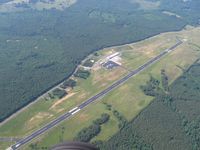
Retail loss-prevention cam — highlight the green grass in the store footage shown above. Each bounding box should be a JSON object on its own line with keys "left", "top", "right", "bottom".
{"left": 2, "top": 27, "right": 200, "bottom": 149}
{"left": 92, "top": 110, "right": 119, "bottom": 141}
{"left": 23, "top": 102, "right": 119, "bottom": 150}
{"left": 120, "top": 37, "right": 178, "bottom": 70}
{"left": 101, "top": 74, "right": 153, "bottom": 121}
{"left": 0, "top": 99, "right": 54, "bottom": 137}
{"left": 0, "top": 141, "right": 13, "bottom": 150}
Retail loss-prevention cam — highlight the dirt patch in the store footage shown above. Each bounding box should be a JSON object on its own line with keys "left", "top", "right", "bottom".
{"left": 137, "top": 43, "right": 164, "bottom": 57}
{"left": 119, "top": 84, "right": 129, "bottom": 91}
{"left": 107, "top": 68, "right": 126, "bottom": 80}
{"left": 26, "top": 112, "right": 53, "bottom": 130}
{"left": 77, "top": 92, "right": 88, "bottom": 99}
{"left": 78, "top": 113, "right": 90, "bottom": 122}
{"left": 93, "top": 68, "right": 126, "bottom": 86}
{"left": 54, "top": 108, "right": 65, "bottom": 113}
{"left": 50, "top": 92, "right": 76, "bottom": 110}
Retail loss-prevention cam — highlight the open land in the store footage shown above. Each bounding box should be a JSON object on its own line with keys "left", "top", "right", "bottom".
{"left": 1, "top": 26, "right": 200, "bottom": 149}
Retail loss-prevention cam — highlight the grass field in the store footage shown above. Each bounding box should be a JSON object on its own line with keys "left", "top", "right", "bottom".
{"left": 1, "top": 26, "right": 200, "bottom": 149}
{"left": 0, "top": 141, "right": 14, "bottom": 150}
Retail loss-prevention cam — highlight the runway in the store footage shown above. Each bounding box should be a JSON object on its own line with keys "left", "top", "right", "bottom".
{"left": 10, "top": 40, "right": 183, "bottom": 150}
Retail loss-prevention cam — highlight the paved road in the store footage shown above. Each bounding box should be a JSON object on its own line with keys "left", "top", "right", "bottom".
{"left": 10, "top": 40, "right": 183, "bottom": 150}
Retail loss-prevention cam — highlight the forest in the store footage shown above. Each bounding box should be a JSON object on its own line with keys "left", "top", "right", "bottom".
{"left": 74, "top": 113, "right": 110, "bottom": 142}
{"left": 1, "top": 0, "right": 200, "bottom": 122}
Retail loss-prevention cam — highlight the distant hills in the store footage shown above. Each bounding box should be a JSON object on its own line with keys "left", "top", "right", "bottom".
{"left": 0, "top": 0, "right": 197, "bottom": 13}
{"left": 0, "top": 0, "right": 77, "bottom": 12}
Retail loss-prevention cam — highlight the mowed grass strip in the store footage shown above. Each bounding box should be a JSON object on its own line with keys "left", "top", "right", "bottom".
{"left": 0, "top": 141, "right": 14, "bottom": 150}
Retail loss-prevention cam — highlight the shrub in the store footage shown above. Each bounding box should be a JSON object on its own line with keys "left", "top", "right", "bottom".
{"left": 60, "top": 79, "right": 76, "bottom": 89}
{"left": 52, "top": 88, "right": 67, "bottom": 99}
{"left": 74, "top": 69, "right": 90, "bottom": 79}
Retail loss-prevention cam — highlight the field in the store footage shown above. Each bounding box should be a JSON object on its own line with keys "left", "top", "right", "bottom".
{"left": 0, "top": 141, "right": 14, "bottom": 150}
{"left": 1, "top": 26, "right": 200, "bottom": 149}
{"left": 2, "top": 0, "right": 200, "bottom": 122}
{"left": 102, "top": 54, "right": 200, "bottom": 150}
